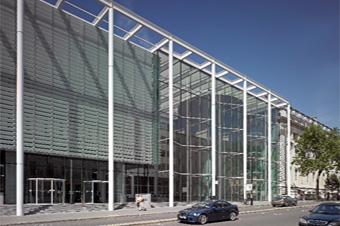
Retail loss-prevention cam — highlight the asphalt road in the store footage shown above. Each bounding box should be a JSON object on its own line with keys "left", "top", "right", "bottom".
{"left": 16, "top": 203, "right": 318, "bottom": 226}
{"left": 147, "top": 206, "right": 313, "bottom": 226}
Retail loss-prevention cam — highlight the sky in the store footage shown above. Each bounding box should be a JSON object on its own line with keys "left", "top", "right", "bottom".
{"left": 110, "top": 0, "right": 339, "bottom": 128}
{"left": 60, "top": 0, "right": 340, "bottom": 128}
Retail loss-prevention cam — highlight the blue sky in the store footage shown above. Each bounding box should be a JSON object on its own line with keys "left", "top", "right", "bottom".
{"left": 109, "top": 0, "right": 339, "bottom": 128}
{"left": 56, "top": 0, "right": 339, "bottom": 128}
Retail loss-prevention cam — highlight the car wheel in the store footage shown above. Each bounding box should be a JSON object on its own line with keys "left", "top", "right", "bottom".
{"left": 198, "top": 214, "right": 208, "bottom": 225}
{"left": 229, "top": 212, "right": 237, "bottom": 221}
{"left": 272, "top": 205, "right": 276, "bottom": 207}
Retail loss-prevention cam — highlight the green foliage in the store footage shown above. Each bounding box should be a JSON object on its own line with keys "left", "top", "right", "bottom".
{"left": 292, "top": 124, "right": 340, "bottom": 199}
{"left": 292, "top": 125, "right": 339, "bottom": 176}
{"left": 325, "top": 174, "right": 340, "bottom": 191}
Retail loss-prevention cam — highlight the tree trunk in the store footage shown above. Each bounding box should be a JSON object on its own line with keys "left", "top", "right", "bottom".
{"left": 316, "top": 170, "right": 322, "bottom": 201}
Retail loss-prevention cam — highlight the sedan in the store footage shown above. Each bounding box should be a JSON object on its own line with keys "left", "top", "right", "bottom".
{"left": 272, "top": 195, "right": 298, "bottom": 207}
{"left": 177, "top": 200, "right": 239, "bottom": 224}
{"left": 299, "top": 202, "right": 340, "bottom": 226}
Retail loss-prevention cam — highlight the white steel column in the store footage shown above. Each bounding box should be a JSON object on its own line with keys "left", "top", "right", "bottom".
{"left": 108, "top": 5, "right": 114, "bottom": 211}
{"left": 267, "top": 94, "right": 272, "bottom": 201}
{"left": 169, "top": 39, "right": 174, "bottom": 207}
{"left": 286, "top": 104, "right": 291, "bottom": 196}
{"left": 211, "top": 62, "right": 216, "bottom": 197}
{"left": 16, "top": 0, "right": 24, "bottom": 217}
{"left": 243, "top": 80, "right": 247, "bottom": 199}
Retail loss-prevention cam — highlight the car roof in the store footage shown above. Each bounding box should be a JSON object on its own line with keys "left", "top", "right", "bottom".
{"left": 318, "top": 202, "right": 340, "bottom": 206}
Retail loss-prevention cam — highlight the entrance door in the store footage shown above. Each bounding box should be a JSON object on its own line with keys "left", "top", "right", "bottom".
{"left": 83, "top": 180, "right": 108, "bottom": 203}
{"left": 27, "top": 178, "right": 65, "bottom": 204}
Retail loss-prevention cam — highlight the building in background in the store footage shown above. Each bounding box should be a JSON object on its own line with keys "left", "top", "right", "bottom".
{"left": 279, "top": 108, "right": 331, "bottom": 199}
{"left": 0, "top": 0, "right": 331, "bottom": 211}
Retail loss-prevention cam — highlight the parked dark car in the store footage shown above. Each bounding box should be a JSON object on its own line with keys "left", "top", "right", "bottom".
{"left": 177, "top": 200, "right": 239, "bottom": 224}
{"left": 271, "top": 195, "right": 298, "bottom": 207}
{"left": 299, "top": 202, "right": 340, "bottom": 226}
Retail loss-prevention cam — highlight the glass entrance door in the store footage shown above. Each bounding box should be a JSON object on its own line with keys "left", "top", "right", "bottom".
{"left": 27, "top": 178, "right": 65, "bottom": 204}
{"left": 83, "top": 180, "right": 108, "bottom": 203}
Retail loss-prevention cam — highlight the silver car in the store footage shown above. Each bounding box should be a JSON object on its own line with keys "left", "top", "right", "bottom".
{"left": 272, "top": 195, "right": 298, "bottom": 207}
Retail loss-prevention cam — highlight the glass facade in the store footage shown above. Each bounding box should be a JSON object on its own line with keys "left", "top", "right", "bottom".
{"left": 0, "top": 0, "right": 288, "bottom": 206}
{"left": 216, "top": 82, "right": 244, "bottom": 202}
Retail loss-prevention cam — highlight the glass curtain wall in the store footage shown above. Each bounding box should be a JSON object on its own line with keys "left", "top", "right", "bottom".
{"left": 155, "top": 51, "right": 212, "bottom": 203}
{"left": 271, "top": 108, "right": 280, "bottom": 197}
{"left": 215, "top": 82, "right": 243, "bottom": 201}
{"left": 247, "top": 96, "right": 268, "bottom": 201}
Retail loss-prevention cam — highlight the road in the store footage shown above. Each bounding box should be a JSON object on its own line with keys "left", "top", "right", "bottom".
{"left": 148, "top": 206, "right": 312, "bottom": 226}
{"left": 17, "top": 203, "right": 318, "bottom": 226}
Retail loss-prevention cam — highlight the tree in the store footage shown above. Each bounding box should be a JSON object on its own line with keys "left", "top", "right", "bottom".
{"left": 292, "top": 124, "right": 340, "bottom": 200}
{"left": 325, "top": 174, "right": 340, "bottom": 192}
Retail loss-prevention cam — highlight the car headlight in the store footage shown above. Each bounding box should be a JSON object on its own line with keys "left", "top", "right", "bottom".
{"left": 299, "top": 218, "right": 307, "bottom": 224}
{"left": 193, "top": 213, "right": 199, "bottom": 216}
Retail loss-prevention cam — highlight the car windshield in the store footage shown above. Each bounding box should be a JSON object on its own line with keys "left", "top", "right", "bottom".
{"left": 273, "top": 195, "right": 284, "bottom": 200}
{"left": 312, "top": 205, "right": 340, "bottom": 215}
{"left": 192, "top": 202, "right": 210, "bottom": 209}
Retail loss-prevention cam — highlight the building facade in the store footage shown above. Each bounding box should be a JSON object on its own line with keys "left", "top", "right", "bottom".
{"left": 0, "top": 0, "right": 327, "bottom": 213}
{"left": 279, "top": 109, "right": 331, "bottom": 199}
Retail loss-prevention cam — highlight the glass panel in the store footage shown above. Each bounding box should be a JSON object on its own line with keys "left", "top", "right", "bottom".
{"left": 38, "top": 180, "right": 52, "bottom": 204}
{"left": 83, "top": 182, "right": 93, "bottom": 203}
{"left": 27, "top": 180, "right": 37, "bottom": 204}
{"left": 53, "top": 180, "right": 64, "bottom": 204}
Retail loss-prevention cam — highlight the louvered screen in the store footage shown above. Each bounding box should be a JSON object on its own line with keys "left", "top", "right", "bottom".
{"left": 0, "top": 0, "right": 154, "bottom": 164}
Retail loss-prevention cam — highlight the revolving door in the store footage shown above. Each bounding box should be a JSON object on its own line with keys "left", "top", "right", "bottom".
{"left": 27, "top": 178, "right": 65, "bottom": 204}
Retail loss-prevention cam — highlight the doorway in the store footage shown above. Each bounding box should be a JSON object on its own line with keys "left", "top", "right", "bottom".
{"left": 83, "top": 180, "right": 108, "bottom": 203}
{"left": 27, "top": 178, "right": 65, "bottom": 204}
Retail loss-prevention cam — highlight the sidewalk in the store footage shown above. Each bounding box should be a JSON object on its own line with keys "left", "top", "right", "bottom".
{"left": 0, "top": 201, "right": 271, "bottom": 225}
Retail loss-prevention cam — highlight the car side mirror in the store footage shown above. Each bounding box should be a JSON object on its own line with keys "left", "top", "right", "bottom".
{"left": 309, "top": 210, "right": 312, "bottom": 213}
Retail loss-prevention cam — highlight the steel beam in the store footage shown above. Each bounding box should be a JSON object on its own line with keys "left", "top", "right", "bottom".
{"left": 169, "top": 39, "right": 174, "bottom": 207}
{"left": 268, "top": 93, "right": 272, "bottom": 201}
{"left": 16, "top": 0, "right": 24, "bottom": 217}
{"left": 108, "top": 5, "right": 114, "bottom": 211}
{"left": 211, "top": 62, "right": 216, "bottom": 197}
{"left": 55, "top": 0, "right": 65, "bottom": 9}
{"left": 150, "top": 38, "right": 169, "bottom": 53}
{"left": 232, "top": 78, "right": 244, "bottom": 85}
{"left": 216, "top": 70, "right": 229, "bottom": 78}
{"left": 199, "top": 61, "right": 212, "bottom": 70}
{"left": 247, "top": 85, "right": 256, "bottom": 91}
{"left": 243, "top": 80, "right": 247, "bottom": 199}
{"left": 179, "top": 50, "right": 192, "bottom": 60}
{"left": 124, "top": 24, "right": 143, "bottom": 41}
{"left": 92, "top": 6, "right": 109, "bottom": 26}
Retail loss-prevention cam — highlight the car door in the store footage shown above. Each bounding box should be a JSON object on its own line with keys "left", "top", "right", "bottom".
{"left": 221, "top": 201, "right": 233, "bottom": 219}
{"left": 210, "top": 202, "right": 223, "bottom": 221}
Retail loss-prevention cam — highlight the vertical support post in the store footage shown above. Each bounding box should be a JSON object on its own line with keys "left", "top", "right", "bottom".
{"left": 243, "top": 80, "right": 247, "bottom": 199}
{"left": 16, "top": 0, "right": 24, "bottom": 217}
{"left": 108, "top": 5, "right": 114, "bottom": 211}
{"left": 268, "top": 94, "right": 272, "bottom": 201}
{"left": 286, "top": 104, "right": 291, "bottom": 196}
{"left": 168, "top": 39, "right": 174, "bottom": 207}
{"left": 92, "top": 182, "right": 95, "bottom": 204}
{"left": 51, "top": 179, "right": 54, "bottom": 204}
{"left": 211, "top": 62, "right": 216, "bottom": 197}
{"left": 35, "top": 179, "right": 38, "bottom": 204}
